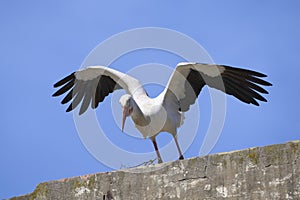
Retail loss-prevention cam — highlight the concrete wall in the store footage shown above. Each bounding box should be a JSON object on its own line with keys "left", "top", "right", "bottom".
{"left": 11, "top": 140, "right": 300, "bottom": 200}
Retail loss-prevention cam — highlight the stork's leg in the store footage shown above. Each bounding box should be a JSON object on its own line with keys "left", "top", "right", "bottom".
{"left": 150, "top": 137, "right": 163, "bottom": 164}
{"left": 173, "top": 135, "right": 184, "bottom": 160}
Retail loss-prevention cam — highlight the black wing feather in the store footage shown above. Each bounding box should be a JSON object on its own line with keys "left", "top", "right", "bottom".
{"left": 61, "top": 88, "right": 74, "bottom": 104}
{"left": 177, "top": 64, "right": 271, "bottom": 112}
{"left": 223, "top": 65, "right": 267, "bottom": 77}
{"left": 222, "top": 72, "right": 269, "bottom": 94}
{"left": 52, "top": 78, "right": 75, "bottom": 97}
{"left": 178, "top": 69, "right": 205, "bottom": 112}
{"left": 207, "top": 65, "right": 271, "bottom": 106}
{"left": 53, "top": 72, "right": 121, "bottom": 114}
{"left": 53, "top": 72, "right": 75, "bottom": 88}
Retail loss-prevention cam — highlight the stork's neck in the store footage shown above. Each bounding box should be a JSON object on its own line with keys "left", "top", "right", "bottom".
{"left": 131, "top": 99, "right": 150, "bottom": 127}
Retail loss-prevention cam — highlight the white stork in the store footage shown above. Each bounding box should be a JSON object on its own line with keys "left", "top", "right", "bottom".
{"left": 53, "top": 62, "right": 271, "bottom": 163}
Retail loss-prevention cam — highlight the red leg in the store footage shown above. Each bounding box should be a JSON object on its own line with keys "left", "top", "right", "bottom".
{"left": 151, "top": 137, "right": 163, "bottom": 163}
{"left": 173, "top": 135, "right": 184, "bottom": 160}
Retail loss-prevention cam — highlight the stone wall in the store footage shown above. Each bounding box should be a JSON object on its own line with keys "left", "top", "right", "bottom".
{"left": 11, "top": 140, "right": 300, "bottom": 200}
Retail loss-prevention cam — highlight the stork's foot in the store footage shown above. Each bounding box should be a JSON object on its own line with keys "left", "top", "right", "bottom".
{"left": 179, "top": 155, "right": 184, "bottom": 160}
{"left": 157, "top": 157, "right": 163, "bottom": 164}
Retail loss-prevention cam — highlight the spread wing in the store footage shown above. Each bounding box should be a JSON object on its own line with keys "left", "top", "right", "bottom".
{"left": 52, "top": 66, "right": 146, "bottom": 115}
{"left": 163, "top": 62, "right": 272, "bottom": 112}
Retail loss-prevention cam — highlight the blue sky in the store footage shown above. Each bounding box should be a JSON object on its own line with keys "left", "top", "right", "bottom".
{"left": 1, "top": 1, "right": 300, "bottom": 198}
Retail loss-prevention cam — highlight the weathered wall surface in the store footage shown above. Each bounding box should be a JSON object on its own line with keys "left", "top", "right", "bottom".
{"left": 11, "top": 141, "right": 300, "bottom": 200}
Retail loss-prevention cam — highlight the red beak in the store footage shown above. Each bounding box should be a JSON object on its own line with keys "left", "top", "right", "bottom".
{"left": 122, "top": 106, "right": 127, "bottom": 132}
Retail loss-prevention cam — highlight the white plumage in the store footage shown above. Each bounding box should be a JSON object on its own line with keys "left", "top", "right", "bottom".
{"left": 53, "top": 62, "right": 271, "bottom": 163}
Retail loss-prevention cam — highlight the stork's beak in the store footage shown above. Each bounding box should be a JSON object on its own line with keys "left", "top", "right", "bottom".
{"left": 121, "top": 106, "right": 127, "bottom": 132}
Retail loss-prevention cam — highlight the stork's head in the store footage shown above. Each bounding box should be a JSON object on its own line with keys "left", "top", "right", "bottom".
{"left": 119, "top": 94, "right": 133, "bottom": 132}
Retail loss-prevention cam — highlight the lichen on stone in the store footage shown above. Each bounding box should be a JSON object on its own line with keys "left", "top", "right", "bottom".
{"left": 29, "top": 182, "right": 49, "bottom": 200}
